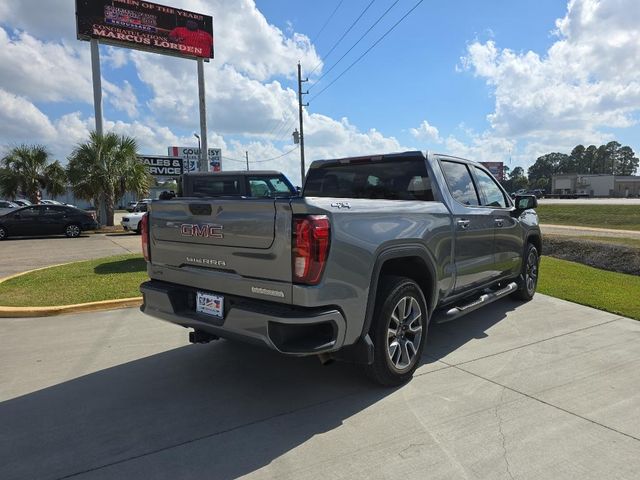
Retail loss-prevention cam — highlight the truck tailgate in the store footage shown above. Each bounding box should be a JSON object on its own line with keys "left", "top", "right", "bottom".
{"left": 147, "top": 198, "right": 293, "bottom": 300}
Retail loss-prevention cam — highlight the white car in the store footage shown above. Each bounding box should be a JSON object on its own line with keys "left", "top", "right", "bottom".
{"left": 121, "top": 211, "right": 146, "bottom": 234}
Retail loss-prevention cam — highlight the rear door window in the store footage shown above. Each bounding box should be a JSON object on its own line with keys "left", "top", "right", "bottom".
{"left": 440, "top": 161, "right": 480, "bottom": 206}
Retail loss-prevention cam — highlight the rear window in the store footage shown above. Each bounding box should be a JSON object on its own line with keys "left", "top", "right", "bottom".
{"left": 304, "top": 158, "right": 434, "bottom": 201}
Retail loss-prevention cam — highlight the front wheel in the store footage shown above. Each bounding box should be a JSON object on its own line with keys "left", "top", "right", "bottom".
{"left": 512, "top": 243, "right": 539, "bottom": 301}
{"left": 364, "top": 276, "right": 428, "bottom": 387}
{"left": 65, "top": 223, "right": 81, "bottom": 238}
{"left": 0, "top": 226, "right": 7, "bottom": 240}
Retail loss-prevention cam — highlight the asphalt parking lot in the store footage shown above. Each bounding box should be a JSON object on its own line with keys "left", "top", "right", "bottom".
{"left": 1, "top": 294, "right": 638, "bottom": 480}
{"left": 0, "top": 232, "right": 141, "bottom": 278}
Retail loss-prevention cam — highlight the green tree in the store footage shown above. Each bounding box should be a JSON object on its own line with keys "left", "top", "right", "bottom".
{"left": 67, "top": 132, "right": 150, "bottom": 226}
{"left": 614, "top": 146, "right": 639, "bottom": 175}
{"left": 0, "top": 145, "right": 66, "bottom": 203}
{"left": 509, "top": 166, "right": 529, "bottom": 191}
{"left": 527, "top": 152, "right": 568, "bottom": 192}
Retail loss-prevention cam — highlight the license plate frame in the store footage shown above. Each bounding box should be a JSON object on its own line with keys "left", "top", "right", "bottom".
{"left": 196, "top": 291, "right": 224, "bottom": 319}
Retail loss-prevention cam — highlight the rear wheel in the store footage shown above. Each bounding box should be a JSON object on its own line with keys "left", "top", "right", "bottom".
{"left": 512, "top": 243, "right": 539, "bottom": 301}
{"left": 135, "top": 223, "right": 141, "bottom": 234}
{"left": 65, "top": 223, "right": 81, "bottom": 238}
{"left": 0, "top": 226, "right": 7, "bottom": 240}
{"left": 364, "top": 276, "right": 428, "bottom": 387}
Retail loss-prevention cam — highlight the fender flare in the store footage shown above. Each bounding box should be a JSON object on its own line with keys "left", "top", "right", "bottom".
{"left": 360, "top": 244, "right": 439, "bottom": 339}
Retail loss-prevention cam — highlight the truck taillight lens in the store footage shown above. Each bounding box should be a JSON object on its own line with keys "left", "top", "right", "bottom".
{"left": 141, "top": 213, "right": 150, "bottom": 262}
{"left": 293, "top": 215, "right": 330, "bottom": 285}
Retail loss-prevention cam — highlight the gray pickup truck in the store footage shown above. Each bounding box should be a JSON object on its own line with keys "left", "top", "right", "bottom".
{"left": 140, "top": 152, "right": 541, "bottom": 386}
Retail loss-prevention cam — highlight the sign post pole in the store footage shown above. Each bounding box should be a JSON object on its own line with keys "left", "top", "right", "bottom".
{"left": 197, "top": 58, "right": 208, "bottom": 172}
{"left": 90, "top": 39, "right": 104, "bottom": 136}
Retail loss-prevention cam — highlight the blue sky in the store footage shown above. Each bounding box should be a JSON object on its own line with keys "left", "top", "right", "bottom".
{"left": 0, "top": 0, "right": 639, "bottom": 183}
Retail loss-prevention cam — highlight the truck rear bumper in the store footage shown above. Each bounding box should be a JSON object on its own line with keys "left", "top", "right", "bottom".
{"left": 140, "top": 280, "right": 347, "bottom": 355}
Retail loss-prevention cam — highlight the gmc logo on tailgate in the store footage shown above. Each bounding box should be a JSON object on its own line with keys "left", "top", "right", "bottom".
{"left": 180, "top": 224, "right": 224, "bottom": 239}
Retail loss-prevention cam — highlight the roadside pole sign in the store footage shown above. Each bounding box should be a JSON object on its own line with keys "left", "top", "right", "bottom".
{"left": 168, "top": 146, "right": 222, "bottom": 172}
{"left": 139, "top": 155, "right": 184, "bottom": 176}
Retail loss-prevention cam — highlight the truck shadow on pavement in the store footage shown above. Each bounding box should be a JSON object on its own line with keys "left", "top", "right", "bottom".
{"left": 0, "top": 301, "right": 517, "bottom": 480}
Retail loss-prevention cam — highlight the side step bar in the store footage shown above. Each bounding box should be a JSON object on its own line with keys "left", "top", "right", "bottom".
{"left": 435, "top": 282, "right": 518, "bottom": 324}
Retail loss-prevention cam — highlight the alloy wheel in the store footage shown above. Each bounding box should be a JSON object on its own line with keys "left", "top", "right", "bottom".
{"left": 526, "top": 250, "right": 539, "bottom": 294}
{"left": 387, "top": 296, "right": 423, "bottom": 371}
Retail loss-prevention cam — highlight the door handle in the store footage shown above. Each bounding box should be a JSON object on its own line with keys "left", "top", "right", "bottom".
{"left": 494, "top": 218, "right": 504, "bottom": 227}
{"left": 457, "top": 219, "right": 470, "bottom": 229}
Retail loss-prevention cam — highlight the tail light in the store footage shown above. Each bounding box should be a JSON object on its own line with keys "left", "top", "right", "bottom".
{"left": 292, "top": 215, "right": 330, "bottom": 285}
{"left": 141, "top": 213, "right": 150, "bottom": 262}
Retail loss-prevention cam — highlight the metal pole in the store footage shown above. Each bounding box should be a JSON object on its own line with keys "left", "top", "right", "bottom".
{"left": 245, "top": 151, "right": 249, "bottom": 171}
{"left": 197, "top": 58, "right": 208, "bottom": 172}
{"left": 297, "top": 63, "right": 308, "bottom": 185}
{"left": 90, "top": 39, "right": 103, "bottom": 135}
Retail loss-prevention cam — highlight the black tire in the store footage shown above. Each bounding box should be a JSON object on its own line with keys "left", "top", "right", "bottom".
{"left": 364, "top": 276, "right": 429, "bottom": 387}
{"left": 512, "top": 243, "right": 539, "bottom": 301}
{"left": 0, "top": 225, "right": 7, "bottom": 240}
{"left": 65, "top": 223, "right": 82, "bottom": 238}
{"left": 135, "top": 224, "right": 141, "bottom": 234}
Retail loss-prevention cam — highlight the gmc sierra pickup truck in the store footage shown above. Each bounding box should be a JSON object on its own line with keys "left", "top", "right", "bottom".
{"left": 140, "top": 152, "right": 541, "bottom": 386}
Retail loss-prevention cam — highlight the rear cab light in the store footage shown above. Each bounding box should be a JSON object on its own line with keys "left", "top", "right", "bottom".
{"left": 141, "top": 213, "right": 150, "bottom": 261}
{"left": 292, "top": 215, "right": 330, "bottom": 285}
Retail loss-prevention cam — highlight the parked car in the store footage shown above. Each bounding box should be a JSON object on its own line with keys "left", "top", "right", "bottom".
{"left": 12, "top": 199, "right": 32, "bottom": 207}
{"left": 140, "top": 151, "right": 541, "bottom": 386}
{"left": 121, "top": 210, "right": 146, "bottom": 234}
{"left": 0, "top": 200, "right": 18, "bottom": 216}
{"left": 40, "top": 199, "right": 77, "bottom": 208}
{"left": 0, "top": 204, "right": 99, "bottom": 240}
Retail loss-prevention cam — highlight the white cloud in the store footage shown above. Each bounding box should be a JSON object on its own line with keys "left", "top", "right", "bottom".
{"left": 0, "top": 28, "right": 92, "bottom": 103}
{"left": 409, "top": 120, "right": 441, "bottom": 142}
{"left": 460, "top": 0, "right": 640, "bottom": 148}
{"left": 0, "top": 89, "right": 56, "bottom": 143}
{"left": 104, "top": 81, "right": 139, "bottom": 118}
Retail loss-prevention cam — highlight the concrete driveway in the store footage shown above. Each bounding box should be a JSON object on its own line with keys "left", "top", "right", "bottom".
{"left": 0, "top": 233, "right": 141, "bottom": 278}
{"left": 1, "top": 294, "right": 638, "bottom": 480}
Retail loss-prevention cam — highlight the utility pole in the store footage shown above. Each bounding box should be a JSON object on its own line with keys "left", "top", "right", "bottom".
{"left": 297, "top": 62, "right": 309, "bottom": 185}
{"left": 245, "top": 151, "right": 249, "bottom": 171}
{"left": 197, "top": 58, "right": 208, "bottom": 172}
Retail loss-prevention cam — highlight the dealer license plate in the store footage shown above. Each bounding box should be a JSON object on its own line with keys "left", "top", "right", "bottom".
{"left": 196, "top": 291, "right": 224, "bottom": 318}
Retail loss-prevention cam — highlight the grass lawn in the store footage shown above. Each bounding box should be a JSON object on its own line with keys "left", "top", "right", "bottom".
{"left": 0, "top": 254, "right": 147, "bottom": 307}
{"left": 538, "top": 256, "right": 640, "bottom": 320}
{"left": 536, "top": 204, "right": 640, "bottom": 231}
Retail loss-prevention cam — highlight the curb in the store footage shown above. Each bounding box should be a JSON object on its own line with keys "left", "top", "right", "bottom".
{"left": 0, "top": 263, "right": 143, "bottom": 318}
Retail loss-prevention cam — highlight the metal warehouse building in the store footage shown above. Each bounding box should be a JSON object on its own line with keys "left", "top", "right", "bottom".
{"left": 551, "top": 174, "right": 640, "bottom": 197}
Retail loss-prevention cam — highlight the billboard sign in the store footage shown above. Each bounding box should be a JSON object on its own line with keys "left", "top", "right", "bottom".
{"left": 480, "top": 162, "right": 505, "bottom": 182}
{"left": 139, "top": 155, "right": 184, "bottom": 176}
{"left": 76, "top": 0, "right": 214, "bottom": 59}
{"left": 168, "top": 146, "right": 222, "bottom": 172}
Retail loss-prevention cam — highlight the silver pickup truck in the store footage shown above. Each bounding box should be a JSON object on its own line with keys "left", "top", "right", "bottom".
{"left": 140, "top": 151, "right": 541, "bottom": 386}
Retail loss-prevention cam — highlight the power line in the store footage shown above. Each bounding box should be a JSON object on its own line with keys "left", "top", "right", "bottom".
{"left": 309, "top": 0, "right": 402, "bottom": 91}
{"left": 263, "top": 0, "right": 347, "bottom": 142}
{"left": 308, "top": 0, "right": 377, "bottom": 77}
{"left": 310, "top": 0, "right": 345, "bottom": 44}
{"left": 309, "top": 0, "right": 426, "bottom": 103}
{"left": 222, "top": 145, "right": 299, "bottom": 165}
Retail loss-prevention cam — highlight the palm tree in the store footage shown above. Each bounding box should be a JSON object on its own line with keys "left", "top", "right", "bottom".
{"left": 0, "top": 145, "right": 67, "bottom": 203}
{"left": 67, "top": 132, "right": 150, "bottom": 226}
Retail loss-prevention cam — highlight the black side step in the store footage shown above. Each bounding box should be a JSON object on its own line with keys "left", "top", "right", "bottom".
{"left": 435, "top": 282, "right": 518, "bottom": 324}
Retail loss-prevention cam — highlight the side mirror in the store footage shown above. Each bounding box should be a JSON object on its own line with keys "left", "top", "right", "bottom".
{"left": 515, "top": 194, "right": 537, "bottom": 211}
{"left": 14, "top": 213, "right": 21, "bottom": 219}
